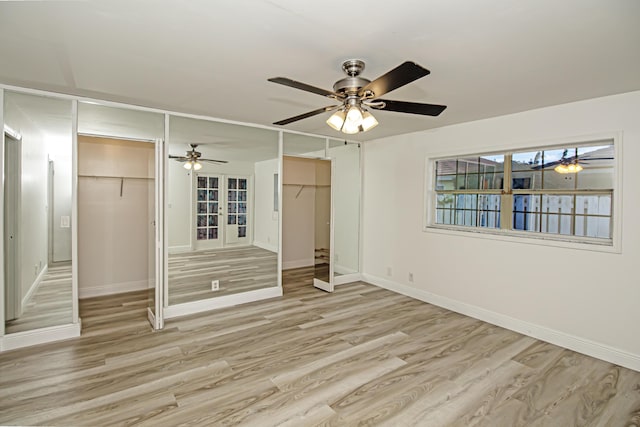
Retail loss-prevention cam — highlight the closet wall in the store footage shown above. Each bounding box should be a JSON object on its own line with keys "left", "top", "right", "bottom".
{"left": 282, "top": 156, "right": 330, "bottom": 269}
{"left": 78, "top": 136, "right": 154, "bottom": 298}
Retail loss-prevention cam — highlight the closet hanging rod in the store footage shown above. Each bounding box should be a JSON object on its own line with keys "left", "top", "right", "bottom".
{"left": 282, "top": 183, "right": 330, "bottom": 187}
{"left": 78, "top": 174, "right": 153, "bottom": 180}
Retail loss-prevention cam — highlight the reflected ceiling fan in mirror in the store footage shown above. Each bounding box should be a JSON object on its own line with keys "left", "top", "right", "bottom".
{"left": 169, "top": 144, "right": 228, "bottom": 170}
{"left": 268, "top": 59, "right": 447, "bottom": 134}
{"left": 534, "top": 148, "right": 614, "bottom": 174}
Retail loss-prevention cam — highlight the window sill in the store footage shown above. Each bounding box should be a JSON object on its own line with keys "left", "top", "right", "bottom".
{"left": 423, "top": 224, "right": 619, "bottom": 254}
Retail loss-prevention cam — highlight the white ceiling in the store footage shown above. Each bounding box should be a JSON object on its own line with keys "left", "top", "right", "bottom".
{"left": 1, "top": 0, "right": 639, "bottom": 141}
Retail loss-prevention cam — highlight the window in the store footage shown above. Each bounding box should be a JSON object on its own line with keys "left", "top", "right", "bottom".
{"left": 430, "top": 140, "right": 615, "bottom": 244}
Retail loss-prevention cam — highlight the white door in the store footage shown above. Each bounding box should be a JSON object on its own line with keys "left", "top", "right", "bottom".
{"left": 313, "top": 158, "right": 335, "bottom": 293}
{"left": 224, "top": 176, "right": 250, "bottom": 245}
{"left": 3, "top": 134, "right": 21, "bottom": 320}
{"left": 195, "top": 174, "right": 223, "bottom": 249}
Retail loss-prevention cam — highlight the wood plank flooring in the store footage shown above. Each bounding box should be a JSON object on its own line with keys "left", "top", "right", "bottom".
{"left": 1, "top": 268, "right": 639, "bottom": 426}
{"left": 4, "top": 262, "right": 73, "bottom": 334}
{"left": 168, "top": 246, "right": 277, "bottom": 305}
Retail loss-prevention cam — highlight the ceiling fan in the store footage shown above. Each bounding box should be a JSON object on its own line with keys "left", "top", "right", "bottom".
{"left": 169, "top": 144, "right": 228, "bottom": 171}
{"left": 268, "top": 59, "right": 447, "bottom": 134}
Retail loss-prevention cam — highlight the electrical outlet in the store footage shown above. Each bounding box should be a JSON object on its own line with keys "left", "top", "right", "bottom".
{"left": 386, "top": 267, "right": 392, "bottom": 277}
{"left": 408, "top": 272, "right": 414, "bottom": 282}
{"left": 211, "top": 280, "right": 219, "bottom": 291}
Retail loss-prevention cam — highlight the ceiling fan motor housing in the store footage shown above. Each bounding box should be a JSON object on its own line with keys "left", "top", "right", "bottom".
{"left": 333, "top": 76, "right": 371, "bottom": 95}
{"left": 333, "top": 59, "right": 371, "bottom": 95}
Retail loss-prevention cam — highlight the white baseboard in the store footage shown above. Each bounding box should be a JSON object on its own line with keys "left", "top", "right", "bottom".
{"left": 164, "top": 286, "right": 282, "bottom": 319}
{"left": 362, "top": 273, "right": 640, "bottom": 373}
{"left": 22, "top": 264, "right": 48, "bottom": 312}
{"left": 1, "top": 321, "right": 81, "bottom": 352}
{"left": 79, "top": 279, "right": 149, "bottom": 299}
{"left": 334, "top": 272, "right": 362, "bottom": 286}
{"left": 253, "top": 240, "right": 278, "bottom": 253}
{"left": 334, "top": 264, "right": 358, "bottom": 276}
{"left": 283, "top": 258, "right": 314, "bottom": 270}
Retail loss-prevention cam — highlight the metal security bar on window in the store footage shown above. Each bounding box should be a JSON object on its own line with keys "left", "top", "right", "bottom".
{"left": 433, "top": 142, "right": 614, "bottom": 241}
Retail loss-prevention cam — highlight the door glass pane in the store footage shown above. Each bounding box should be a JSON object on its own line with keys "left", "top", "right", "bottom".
{"left": 194, "top": 174, "right": 220, "bottom": 242}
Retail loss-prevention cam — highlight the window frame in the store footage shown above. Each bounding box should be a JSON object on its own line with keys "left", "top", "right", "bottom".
{"left": 424, "top": 133, "right": 622, "bottom": 253}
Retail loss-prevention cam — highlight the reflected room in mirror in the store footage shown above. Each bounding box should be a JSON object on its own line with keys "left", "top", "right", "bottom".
{"left": 167, "top": 116, "right": 279, "bottom": 305}
{"left": 328, "top": 140, "right": 360, "bottom": 280}
{"left": 3, "top": 91, "right": 73, "bottom": 334}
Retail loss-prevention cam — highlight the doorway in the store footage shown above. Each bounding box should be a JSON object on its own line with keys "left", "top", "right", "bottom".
{"left": 3, "top": 134, "right": 21, "bottom": 321}
{"left": 194, "top": 174, "right": 252, "bottom": 250}
{"left": 77, "top": 135, "right": 159, "bottom": 327}
{"left": 282, "top": 156, "right": 333, "bottom": 292}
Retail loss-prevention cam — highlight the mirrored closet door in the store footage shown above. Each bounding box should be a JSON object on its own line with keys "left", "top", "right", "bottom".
{"left": 3, "top": 91, "right": 74, "bottom": 335}
{"left": 77, "top": 102, "right": 164, "bottom": 328}
{"left": 167, "top": 115, "right": 279, "bottom": 305}
{"left": 282, "top": 133, "right": 334, "bottom": 291}
{"left": 328, "top": 139, "right": 361, "bottom": 283}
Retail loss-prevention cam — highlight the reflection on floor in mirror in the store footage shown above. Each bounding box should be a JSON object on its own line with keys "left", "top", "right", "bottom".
{"left": 168, "top": 246, "right": 278, "bottom": 305}
{"left": 5, "top": 262, "right": 73, "bottom": 334}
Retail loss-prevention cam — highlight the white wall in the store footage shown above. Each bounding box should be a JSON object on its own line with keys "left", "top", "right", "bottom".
{"left": 49, "top": 135, "right": 73, "bottom": 262}
{"left": 362, "top": 91, "right": 640, "bottom": 370}
{"left": 167, "top": 160, "right": 192, "bottom": 251}
{"left": 282, "top": 157, "right": 317, "bottom": 269}
{"left": 253, "top": 158, "right": 279, "bottom": 252}
{"left": 166, "top": 157, "right": 261, "bottom": 252}
{"left": 78, "top": 136, "right": 155, "bottom": 297}
{"left": 4, "top": 102, "right": 48, "bottom": 300}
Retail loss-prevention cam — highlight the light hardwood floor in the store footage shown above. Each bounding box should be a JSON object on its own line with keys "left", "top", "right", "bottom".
{"left": 168, "top": 246, "right": 278, "bottom": 305}
{"left": 0, "top": 269, "right": 639, "bottom": 426}
{"left": 4, "top": 262, "right": 73, "bottom": 334}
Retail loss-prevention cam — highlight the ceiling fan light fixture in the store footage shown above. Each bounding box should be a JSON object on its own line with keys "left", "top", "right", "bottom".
{"left": 183, "top": 161, "right": 193, "bottom": 170}
{"left": 555, "top": 163, "right": 583, "bottom": 174}
{"left": 345, "top": 105, "right": 364, "bottom": 125}
{"left": 329, "top": 104, "right": 377, "bottom": 134}
{"left": 341, "top": 121, "right": 361, "bottom": 134}
{"left": 360, "top": 110, "right": 379, "bottom": 132}
{"left": 326, "top": 109, "right": 346, "bottom": 131}
{"left": 192, "top": 161, "right": 203, "bottom": 171}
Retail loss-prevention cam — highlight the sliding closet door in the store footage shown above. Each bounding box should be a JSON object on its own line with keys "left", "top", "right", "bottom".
{"left": 312, "top": 158, "right": 334, "bottom": 292}
{"left": 77, "top": 102, "right": 164, "bottom": 330}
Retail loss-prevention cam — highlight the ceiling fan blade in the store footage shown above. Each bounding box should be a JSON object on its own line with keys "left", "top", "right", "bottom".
{"left": 273, "top": 105, "right": 340, "bottom": 126}
{"left": 200, "top": 158, "right": 229, "bottom": 164}
{"left": 372, "top": 99, "right": 447, "bottom": 116}
{"left": 268, "top": 77, "right": 340, "bottom": 99}
{"left": 359, "top": 62, "right": 430, "bottom": 98}
{"left": 169, "top": 155, "right": 189, "bottom": 162}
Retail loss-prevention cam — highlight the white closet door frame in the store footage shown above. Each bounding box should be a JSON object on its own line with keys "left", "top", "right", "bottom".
{"left": 149, "top": 137, "right": 164, "bottom": 330}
